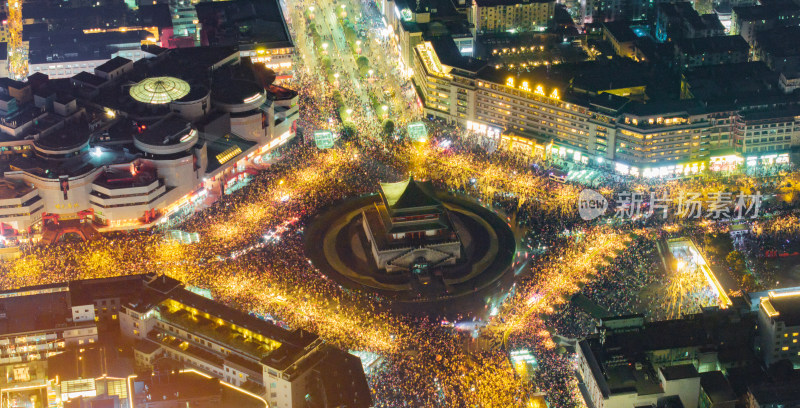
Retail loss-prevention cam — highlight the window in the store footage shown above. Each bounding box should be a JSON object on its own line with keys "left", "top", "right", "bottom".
{"left": 782, "top": 346, "right": 789, "bottom": 351}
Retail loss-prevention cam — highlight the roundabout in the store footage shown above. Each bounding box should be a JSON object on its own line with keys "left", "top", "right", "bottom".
{"left": 305, "top": 177, "right": 516, "bottom": 315}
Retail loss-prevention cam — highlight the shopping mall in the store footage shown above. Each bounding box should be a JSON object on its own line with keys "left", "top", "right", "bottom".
{"left": 411, "top": 39, "right": 796, "bottom": 178}
{"left": 0, "top": 46, "right": 298, "bottom": 237}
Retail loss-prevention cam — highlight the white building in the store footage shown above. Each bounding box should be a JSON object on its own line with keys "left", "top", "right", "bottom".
{"left": 757, "top": 290, "right": 800, "bottom": 367}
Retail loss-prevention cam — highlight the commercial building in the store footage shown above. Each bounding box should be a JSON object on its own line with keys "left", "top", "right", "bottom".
{"left": 0, "top": 274, "right": 369, "bottom": 408}
{"left": 13, "top": 0, "right": 295, "bottom": 80}
{"left": 410, "top": 39, "right": 798, "bottom": 177}
{"left": 194, "top": 0, "right": 295, "bottom": 76}
{"left": 131, "top": 369, "right": 267, "bottom": 408}
{"left": 0, "top": 46, "right": 299, "bottom": 235}
{"left": 472, "top": 0, "right": 555, "bottom": 34}
{"left": 121, "top": 275, "right": 371, "bottom": 408}
{"left": 577, "top": 309, "right": 758, "bottom": 408}
{"left": 26, "top": 29, "right": 159, "bottom": 79}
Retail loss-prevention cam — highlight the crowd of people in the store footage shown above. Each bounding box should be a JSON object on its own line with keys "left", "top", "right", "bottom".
{"left": 3, "top": 0, "right": 800, "bottom": 405}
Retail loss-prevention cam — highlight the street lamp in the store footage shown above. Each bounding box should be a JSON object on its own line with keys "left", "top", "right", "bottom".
{"left": 346, "top": 109, "right": 353, "bottom": 115}
{"left": 322, "top": 42, "right": 329, "bottom": 51}
{"left": 382, "top": 105, "right": 388, "bottom": 112}
{"left": 309, "top": 6, "right": 314, "bottom": 11}
{"left": 368, "top": 69, "right": 373, "bottom": 76}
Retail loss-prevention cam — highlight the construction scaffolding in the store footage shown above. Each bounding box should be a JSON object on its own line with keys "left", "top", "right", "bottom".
{"left": 7, "top": 0, "right": 27, "bottom": 81}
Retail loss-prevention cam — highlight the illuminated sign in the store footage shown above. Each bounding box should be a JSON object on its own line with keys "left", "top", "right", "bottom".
{"left": 401, "top": 8, "right": 412, "bottom": 21}
{"left": 216, "top": 146, "right": 243, "bottom": 164}
{"left": 407, "top": 121, "right": 428, "bottom": 142}
{"left": 314, "top": 130, "right": 335, "bottom": 149}
{"left": 505, "top": 77, "right": 560, "bottom": 100}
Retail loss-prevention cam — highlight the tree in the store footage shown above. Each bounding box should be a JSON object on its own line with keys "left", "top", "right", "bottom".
{"left": 726, "top": 251, "right": 746, "bottom": 275}
{"left": 356, "top": 56, "right": 369, "bottom": 76}
{"left": 382, "top": 119, "right": 395, "bottom": 136}
{"left": 340, "top": 122, "right": 358, "bottom": 143}
{"left": 740, "top": 273, "right": 757, "bottom": 292}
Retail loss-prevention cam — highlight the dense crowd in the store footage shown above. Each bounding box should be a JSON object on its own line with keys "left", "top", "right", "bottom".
{"left": 2, "top": 0, "right": 800, "bottom": 405}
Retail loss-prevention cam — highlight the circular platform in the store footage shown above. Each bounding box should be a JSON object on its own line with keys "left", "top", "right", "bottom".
{"left": 305, "top": 192, "right": 515, "bottom": 316}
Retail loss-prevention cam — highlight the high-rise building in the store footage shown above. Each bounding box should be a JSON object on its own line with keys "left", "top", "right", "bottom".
{"left": 472, "top": 0, "right": 555, "bottom": 34}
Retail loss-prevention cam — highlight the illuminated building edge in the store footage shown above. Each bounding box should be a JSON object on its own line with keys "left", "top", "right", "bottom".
{"left": 411, "top": 42, "right": 795, "bottom": 178}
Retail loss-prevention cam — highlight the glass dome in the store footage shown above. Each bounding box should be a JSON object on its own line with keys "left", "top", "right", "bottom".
{"left": 129, "top": 77, "right": 191, "bottom": 104}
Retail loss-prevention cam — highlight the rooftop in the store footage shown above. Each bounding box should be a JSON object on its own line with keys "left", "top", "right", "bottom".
{"left": 748, "top": 379, "right": 800, "bottom": 405}
{"left": 675, "top": 35, "right": 749, "bottom": 55}
{"left": 379, "top": 177, "right": 442, "bottom": 211}
{"left": 603, "top": 22, "right": 637, "bottom": 43}
{"left": 95, "top": 56, "right": 132, "bottom": 74}
{"left": 755, "top": 26, "right": 800, "bottom": 58}
{"left": 733, "top": 3, "right": 800, "bottom": 21}
{"left": 135, "top": 370, "right": 266, "bottom": 408}
{"left": 212, "top": 79, "right": 263, "bottom": 105}
{"left": 430, "top": 37, "right": 487, "bottom": 73}
{"left": 195, "top": 0, "right": 293, "bottom": 49}
{"left": 72, "top": 72, "right": 107, "bottom": 88}
{"left": 129, "top": 76, "right": 191, "bottom": 105}
{"left": 0, "top": 290, "right": 81, "bottom": 335}
{"left": 474, "top": 0, "right": 553, "bottom": 5}
{"left": 135, "top": 116, "right": 192, "bottom": 146}
{"left": 761, "top": 291, "right": 800, "bottom": 326}
{"left": 660, "top": 364, "right": 699, "bottom": 381}
{"left": 700, "top": 371, "right": 737, "bottom": 404}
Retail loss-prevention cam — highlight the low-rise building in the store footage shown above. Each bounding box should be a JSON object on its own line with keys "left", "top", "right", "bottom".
{"left": 731, "top": 3, "right": 800, "bottom": 45}
{"left": 674, "top": 35, "right": 750, "bottom": 70}
{"left": 656, "top": 2, "right": 725, "bottom": 42}
{"left": 120, "top": 275, "right": 371, "bottom": 408}
{"left": 577, "top": 310, "right": 757, "bottom": 408}
{"left": 752, "top": 26, "right": 800, "bottom": 77}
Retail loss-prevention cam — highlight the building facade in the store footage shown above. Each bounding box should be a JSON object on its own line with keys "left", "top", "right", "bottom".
{"left": 411, "top": 40, "right": 797, "bottom": 177}
{"left": 121, "top": 276, "right": 371, "bottom": 408}
{"left": 0, "top": 47, "right": 299, "bottom": 235}
{"left": 757, "top": 290, "right": 800, "bottom": 367}
{"left": 472, "top": 0, "right": 555, "bottom": 34}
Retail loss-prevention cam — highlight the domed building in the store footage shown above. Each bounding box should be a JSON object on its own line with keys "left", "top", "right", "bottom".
{"left": 0, "top": 47, "right": 299, "bottom": 238}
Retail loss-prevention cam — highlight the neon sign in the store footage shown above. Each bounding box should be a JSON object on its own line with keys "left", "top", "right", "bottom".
{"left": 506, "top": 77, "right": 560, "bottom": 100}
